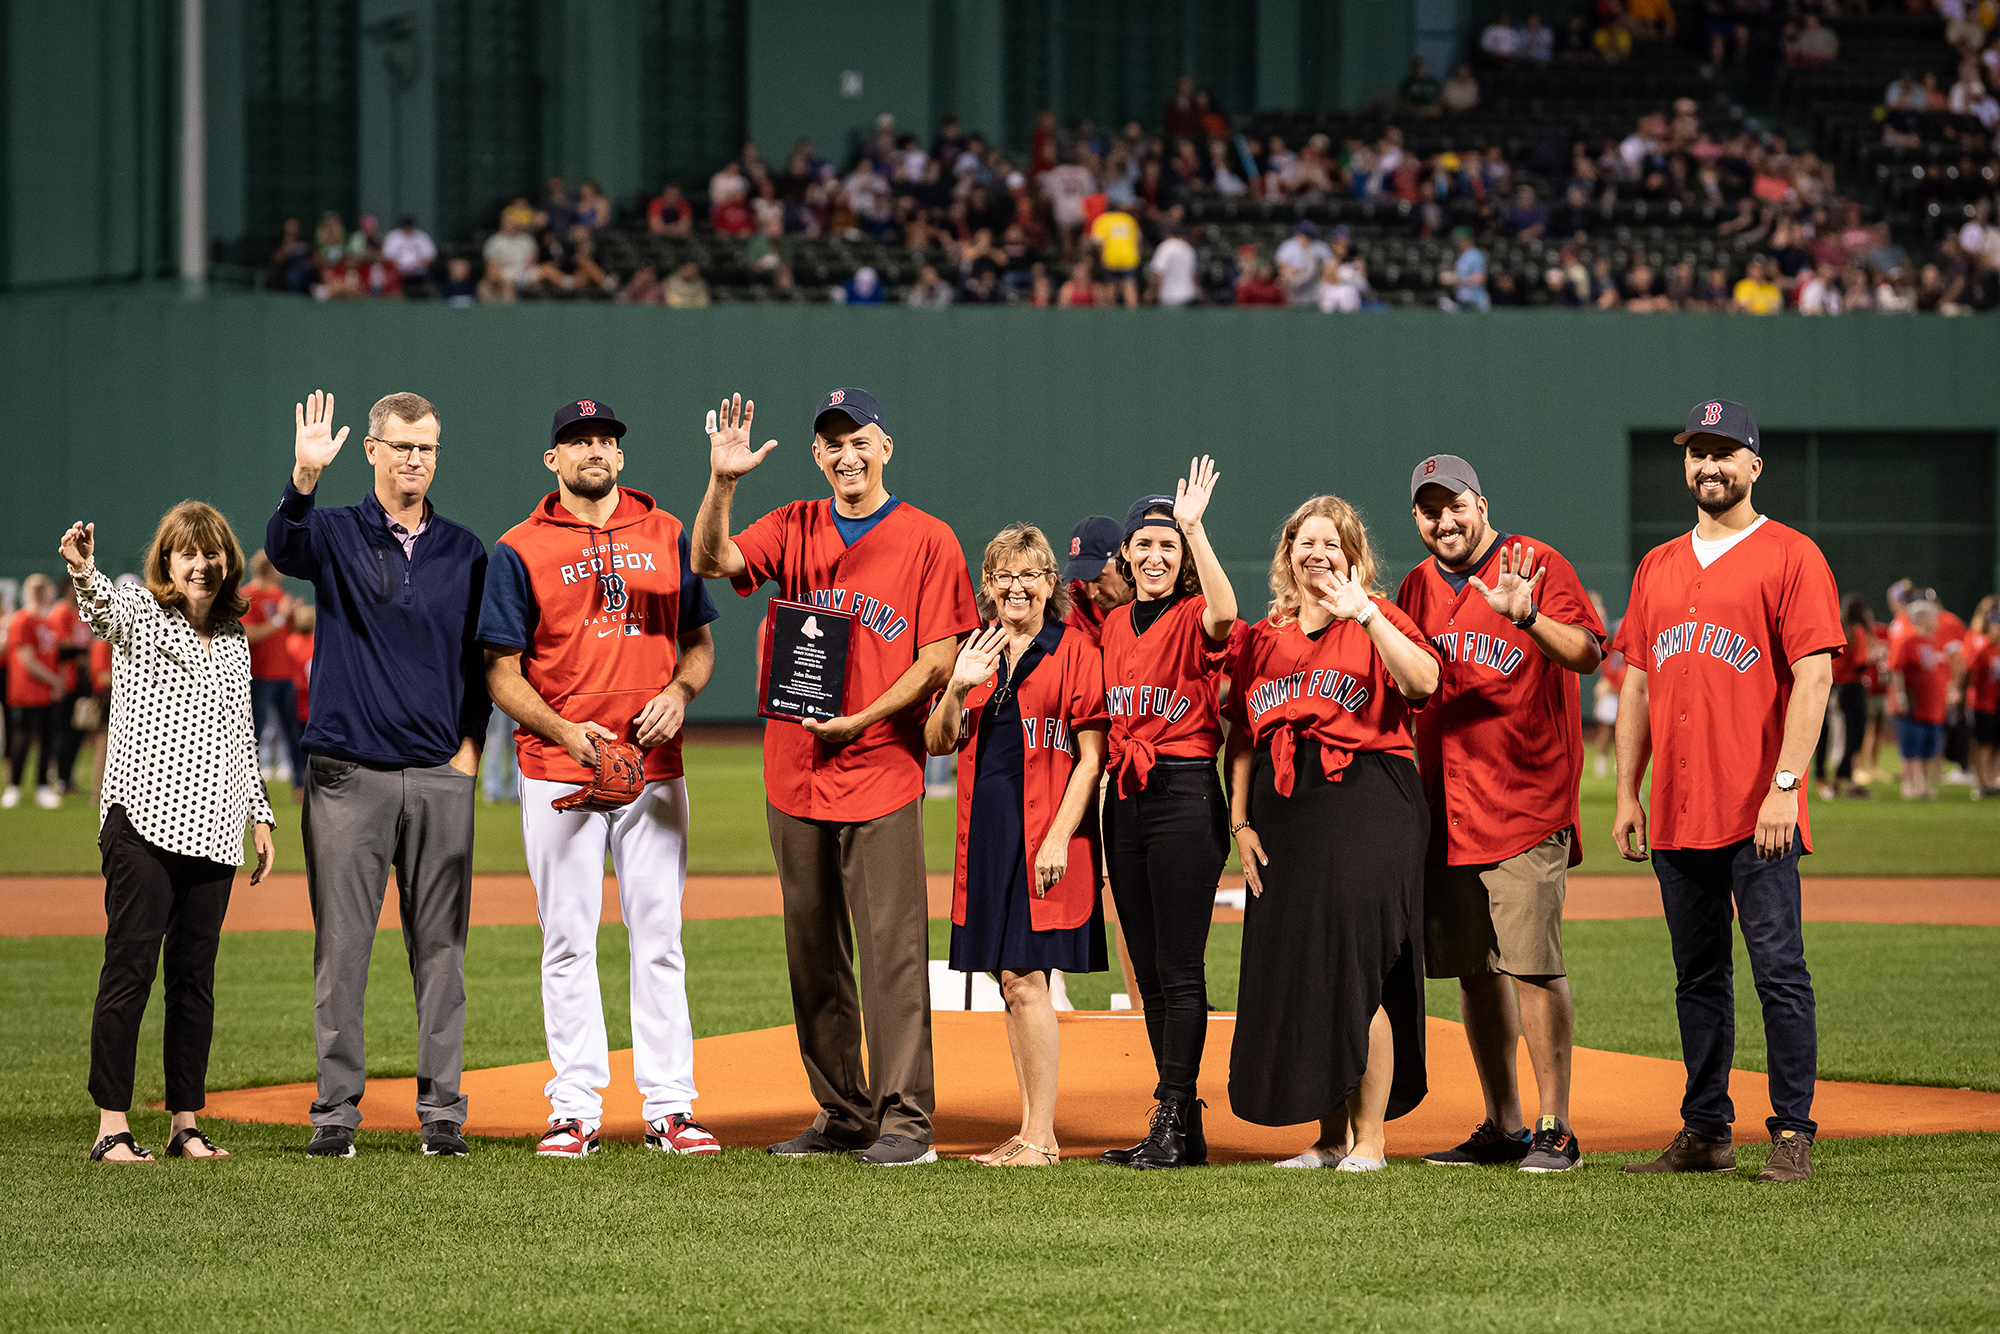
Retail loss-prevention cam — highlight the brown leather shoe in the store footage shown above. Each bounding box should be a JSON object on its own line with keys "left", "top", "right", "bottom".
{"left": 1620, "top": 1127, "right": 1737, "bottom": 1174}
{"left": 1753, "top": 1130, "right": 1814, "bottom": 1183}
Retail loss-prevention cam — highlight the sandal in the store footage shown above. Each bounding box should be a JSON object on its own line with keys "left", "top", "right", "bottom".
{"left": 971, "top": 1136, "right": 1023, "bottom": 1165}
{"left": 89, "top": 1132, "right": 156, "bottom": 1163}
{"left": 980, "top": 1138, "right": 1059, "bottom": 1167}
{"left": 167, "top": 1127, "right": 230, "bottom": 1159}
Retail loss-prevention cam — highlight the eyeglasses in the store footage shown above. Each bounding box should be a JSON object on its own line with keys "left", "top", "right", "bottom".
{"left": 987, "top": 569, "right": 1051, "bottom": 588}
{"left": 368, "top": 437, "right": 440, "bottom": 462}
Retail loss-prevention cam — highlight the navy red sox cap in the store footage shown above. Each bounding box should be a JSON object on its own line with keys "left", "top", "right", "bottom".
{"left": 814, "top": 386, "right": 885, "bottom": 434}
{"left": 1124, "top": 493, "right": 1179, "bottom": 541}
{"left": 550, "top": 398, "right": 627, "bottom": 447}
{"left": 1675, "top": 397, "right": 1759, "bottom": 453}
{"left": 1064, "top": 516, "right": 1122, "bottom": 581}
{"left": 1410, "top": 454, "right": 1482, "bottom": 504}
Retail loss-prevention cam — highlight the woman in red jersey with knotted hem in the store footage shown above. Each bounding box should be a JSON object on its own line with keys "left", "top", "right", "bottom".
{"left": 1224, "top": 496, "right": 1439, "bottom": 1172}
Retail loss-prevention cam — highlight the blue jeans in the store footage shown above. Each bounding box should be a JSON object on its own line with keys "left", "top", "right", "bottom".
{"left": 1652, "top": 838, "right": 1817, "bottom": 1140}
{"left": 482, "top": 708, "right": 519, "bottom": 803}
{"left": 250, "top": 679, "right": 306, "bottom": 788}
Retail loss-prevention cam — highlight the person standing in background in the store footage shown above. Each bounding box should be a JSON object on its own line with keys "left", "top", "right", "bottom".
{"left": 267, "top": 389, "right": 491, "bottom": 1160}
{"left": 242, "top": 552, "right": 306, "bottom": 803}
{"left": 1889, "top": 600, "right": 1954, "bottom": 801}
{"left": 1822, "top": 594, "right": 1875, "bottom": 800}
{"left": 692, "top": 389, "right": 978, "bottom": 1167}
{"left": 5, "top": 573, "right": 65, "bottom": 809}
{"left": 285, "top": 604, "right": 315, "bottom": 738}
{"left": 45, "top": 575, "right": 90, "bottom": 795}
{"left": 1961, "top": 596, "right": 1999, "bottom": 796}
{"left": 1613, "top": 398, "right": 1841, "bottom": 1185}
{"left": 1588, "top": 590, "right": 1624, "bottom": 778}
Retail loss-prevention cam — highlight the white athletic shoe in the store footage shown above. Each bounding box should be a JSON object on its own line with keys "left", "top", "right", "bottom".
{"left": 1275, "top": 1150, "right": 1338, "bottom": 1168}
{"left": 1, "top": 786, "right": 18, "bottom": 809}
{"left": 1334, "top": 1154, "right": 1387, "bottom": 1172}
{"left": 34, "top": 786, "right": 61, "bottom": 809}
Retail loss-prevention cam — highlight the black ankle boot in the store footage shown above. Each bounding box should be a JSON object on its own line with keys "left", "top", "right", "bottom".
{"left": 1099, "top": 1099, "right": 1171, "bottom": 1165}
{"left": 1125, "top": 1096, "right": 1206, "bottom": 1170}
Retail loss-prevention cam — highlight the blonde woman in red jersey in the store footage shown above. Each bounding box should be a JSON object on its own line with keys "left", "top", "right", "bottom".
{"left": 1096, "top": 458, "right": 1236, "bottom": 1170}
{"left": 1224, "top": 496, "right": 1439, "bottom": 1171}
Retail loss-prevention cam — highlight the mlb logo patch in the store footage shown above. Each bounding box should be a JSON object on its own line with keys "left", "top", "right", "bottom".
{"left": 622, "top": 624, "right": 641, "bottom": 636}
{"left": 578, "top": 400, "right": 597, "bottom": 416}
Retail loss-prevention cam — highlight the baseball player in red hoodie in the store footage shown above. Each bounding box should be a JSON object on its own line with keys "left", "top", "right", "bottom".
{"left": 478, "top": 399, "right": 721, "bottom": 1159}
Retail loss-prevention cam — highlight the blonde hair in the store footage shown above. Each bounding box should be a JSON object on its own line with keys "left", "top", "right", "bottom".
{"left": 1266, "top": 495, "right": 1381, "bottom": 627}
{"left": 368, "top": 391, "right": 439, "bottom": 438}
{"left": 144, "top": 501, "right": 248, "bottom": 629}
{"left": 976, "top": 523, "right": 1072, "bottom": 626}
{"left": 1971, "top": 594, "right": 1998, "bottom": 639}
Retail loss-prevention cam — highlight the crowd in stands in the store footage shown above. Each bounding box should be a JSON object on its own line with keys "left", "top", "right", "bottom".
{"left": 261, "top": 3, "right": 2000, "bottom": 315}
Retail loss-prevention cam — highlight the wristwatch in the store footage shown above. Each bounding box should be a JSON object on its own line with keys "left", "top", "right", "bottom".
{"left": 1773, "top": 770, "right": 1801, "bottom": 793}
{"left": 1511, "top": 605, "right": 1539, "bottom": 630}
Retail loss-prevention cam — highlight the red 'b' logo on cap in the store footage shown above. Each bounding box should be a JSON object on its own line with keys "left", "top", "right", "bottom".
{"left": 1701, "top": 402, "right": 1722, "bottom": 426}
{"left": 1070, "top": 537, "right": 1082, "bottom": 556}
{"left": 1423, "top": 459, "right": 1438, "bottom": 476}
{"left": 828, "top": 389, "right": 845, "bottom": 405}
{"left": 577, "top": 400, "right": 597, "bottom": 416}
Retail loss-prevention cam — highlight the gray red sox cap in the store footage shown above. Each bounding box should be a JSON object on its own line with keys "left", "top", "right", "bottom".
{"left": 1675, "top": 397, "right": 1759, "bottom": 453}
{"left": 1411, "top": 454, "right": 1482, "bottom": 504}
{"left": 814, "top": 386, "right": 885, "bottom": 434}
{"left": 550, "top": 398, "right": 626, "bottom": 447}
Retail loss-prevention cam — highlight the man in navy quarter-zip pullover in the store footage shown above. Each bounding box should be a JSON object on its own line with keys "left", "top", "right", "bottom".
{"left": 266, "top": 389, "right": 490, "bottom": 1160}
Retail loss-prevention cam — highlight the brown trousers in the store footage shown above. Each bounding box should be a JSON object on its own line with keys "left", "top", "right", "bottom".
{"left": 766, "top": 798, "right": 934, "bottom": 1145}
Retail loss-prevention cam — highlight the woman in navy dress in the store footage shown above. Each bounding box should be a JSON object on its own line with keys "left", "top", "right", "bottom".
{"left": 926, "top": 524, "right": 1108, "bottom": 1166}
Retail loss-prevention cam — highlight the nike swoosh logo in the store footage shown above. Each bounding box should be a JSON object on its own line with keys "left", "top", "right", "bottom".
{"left": 598, "top": 628, "right": 617, "bottom": 638}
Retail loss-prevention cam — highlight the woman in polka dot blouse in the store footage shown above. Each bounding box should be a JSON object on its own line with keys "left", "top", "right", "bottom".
{"left": 60, "top": 506, "right": 275, "bottom": 1165}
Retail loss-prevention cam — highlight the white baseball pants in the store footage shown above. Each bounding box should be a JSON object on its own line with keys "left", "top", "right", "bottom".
{"left": 521, "top": 775, "right": 695, "bottom": 1131}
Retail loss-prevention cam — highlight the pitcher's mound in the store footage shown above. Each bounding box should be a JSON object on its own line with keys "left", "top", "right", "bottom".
{"left": 204, "top": 1012, "right": 2000, "bottom": 1159}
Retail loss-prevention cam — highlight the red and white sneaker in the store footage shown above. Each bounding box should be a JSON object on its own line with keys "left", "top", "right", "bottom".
{"left": 645, "top": 1113, "right": 721, "bottom": 1156}
{"left": 536, "top": 1119, "right": 599, "bottom": 1159}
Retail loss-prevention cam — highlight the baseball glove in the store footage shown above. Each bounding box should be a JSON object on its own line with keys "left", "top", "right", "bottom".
{"left": 552, "top": 739, "right": 647, "bottom": 813}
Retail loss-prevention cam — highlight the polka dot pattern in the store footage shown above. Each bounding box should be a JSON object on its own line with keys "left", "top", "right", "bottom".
{"left": 80, "top": 570, "right": 276, "bottom": 866}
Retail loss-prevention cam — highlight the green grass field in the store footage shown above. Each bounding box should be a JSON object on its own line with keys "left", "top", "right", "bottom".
{"left": 3, "top": 741, "right": 1995, "bottom": 877}
{"left": 5, "top": 737, "right": 1997, "bottom": 1330}
{"left": 4, "top": 913, "right": 1997, "bottom": 1330}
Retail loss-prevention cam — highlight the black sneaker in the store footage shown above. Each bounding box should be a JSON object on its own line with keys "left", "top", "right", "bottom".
{"left": 422, "top": 1123, "right": 469, "bottom": 1157}
{"left": 856, "top": 1134, "right": 939, "bottom": 1166}
{"left": 1518, "top": 1116, "right": 1582, "bottom": 1173}
{"left": 305, "top": 1125, "right": 356, "bottom": 1158}
{"left": 1422, "top": 1119, "right": 1530, "bottom": 1167}
{"left": 766, "top": 1126, "right": 855, "bottom": 1157}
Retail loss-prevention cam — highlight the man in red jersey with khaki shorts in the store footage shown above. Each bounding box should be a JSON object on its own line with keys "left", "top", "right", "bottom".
{"left": 692, "top": 388, "right": 978, "bottom": 1166}
{"left": 1397, "top": 455, "right": 1605, "bottom": 1174}
{"left": 1613, "top": 398, "right": 1841, "bottom": 1185}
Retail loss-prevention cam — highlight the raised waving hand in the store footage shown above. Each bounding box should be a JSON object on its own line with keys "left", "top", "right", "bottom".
{"left": 949, "top": 625, "right": 1009, "bottom": 696}
{"left": 1172, "top": 454, "right": 1221, "bottom": 530}
{"left": 1465, "top": 542, "right": 1546, "bottom": 625}
{"left": 295, "top": 390, "right": 349, "bottom": 474}
{"left": 707, "top": 393, "right": 778, "bottom": 481}
{"left": 59, "top": 521, "right": 95, "bottom": 575}
{"left": 1319, "top": 569, "right": 1375, "bottom": 622}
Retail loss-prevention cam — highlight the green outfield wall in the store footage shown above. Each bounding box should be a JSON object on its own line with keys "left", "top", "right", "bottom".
{"left": 2, "top": 290, "right": 1994, "bottom": 719}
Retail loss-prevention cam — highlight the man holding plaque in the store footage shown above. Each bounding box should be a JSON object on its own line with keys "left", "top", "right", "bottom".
{"left": 692, "top": 388, "right": 978, "bottom": 1166}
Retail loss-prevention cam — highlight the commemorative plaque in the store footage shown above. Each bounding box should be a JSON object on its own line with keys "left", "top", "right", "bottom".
{"left": 758, "top": 598, "right": 855, "bottom": 723}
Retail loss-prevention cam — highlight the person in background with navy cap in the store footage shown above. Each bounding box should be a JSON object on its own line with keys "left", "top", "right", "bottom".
{"left": 1062, "top": 515, "right": 1132, "bottom": 648}
{"left": 692, "top": 387, "right": 978, "bottom": 1166}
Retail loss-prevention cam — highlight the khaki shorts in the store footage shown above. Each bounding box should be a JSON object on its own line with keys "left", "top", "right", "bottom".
{"left": 1425, "top": 830, "right": 1569, "bottom": 979}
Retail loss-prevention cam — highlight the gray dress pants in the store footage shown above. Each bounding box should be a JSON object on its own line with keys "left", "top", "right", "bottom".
{"left": 303, "top": 753, "right": 475, "bottom": 1129}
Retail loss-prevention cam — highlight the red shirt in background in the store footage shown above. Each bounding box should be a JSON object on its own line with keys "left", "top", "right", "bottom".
{"left": 287, "top": 629, "right": 315, "bottom": 723}
{"left": 90, "top": 638, "right": 113, "bottom": 696}
{"left": 1831, "top": 624, "right": 1870, "bottom": 685}
{"left": 1063, "top": 581, "right": 1111, "bottom": 647}
{"left": 43, "top": 600, "right": 85, "bottom": 693}
{"left": 1961, "top": 633, "right": 1997, "bottom": 715}
{"left": 243, "top": 583, "right": 293, "bottom": 680}
{"left": 1889, "top": 632, "right": 1953, "bottom": 724}
{"left": 5, "top": 607, "right": 59, "bottom": 707}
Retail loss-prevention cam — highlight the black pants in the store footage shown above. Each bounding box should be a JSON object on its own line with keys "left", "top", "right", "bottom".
{"left": 1104, "top": 760, "right": 1228, "bottom": 1103}
{"left": 1653, "top": 838, "right": 1817, "bottom": 1141}
{"left": 1831, "top": 682, "right": 1867, "bottom": 782}
{"left": 7, "top": 703, "right": 58, "bottom": 788}
{"left": 89, "top": 806, "right": 235, "bottom": 1112}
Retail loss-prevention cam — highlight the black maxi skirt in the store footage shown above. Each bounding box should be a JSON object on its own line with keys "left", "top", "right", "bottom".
{"left": 1227, "top": 746, "right": 1429, "bottom": 1128}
